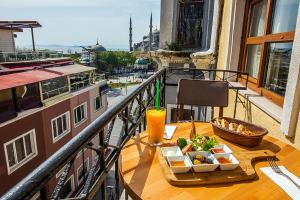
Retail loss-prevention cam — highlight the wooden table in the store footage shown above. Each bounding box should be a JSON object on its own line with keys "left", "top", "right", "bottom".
{"left": 119, "top": 122, "right": 300, "bottom": 200}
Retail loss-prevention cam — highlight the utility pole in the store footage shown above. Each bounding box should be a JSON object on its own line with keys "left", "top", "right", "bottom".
{"left": 129, "top": 16, "right": 133, "bottom": 52}
{"left": 149, "top": 12, "right": 153, "bottom": 51}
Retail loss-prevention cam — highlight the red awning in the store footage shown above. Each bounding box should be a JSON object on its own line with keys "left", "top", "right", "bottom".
{"left": 0, "top": 69, "right": 63, "bottom": 90}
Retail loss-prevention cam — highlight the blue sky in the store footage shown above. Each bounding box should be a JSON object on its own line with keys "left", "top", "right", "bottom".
{"left": 0, "top": 0, "right": 160, "bottom": 50}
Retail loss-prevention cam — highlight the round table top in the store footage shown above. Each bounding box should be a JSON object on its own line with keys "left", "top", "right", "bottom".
{"left": 118, "top": 122, "right": 300, "bottom": 200}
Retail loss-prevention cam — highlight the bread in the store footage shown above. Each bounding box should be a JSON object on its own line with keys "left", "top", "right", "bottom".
{"left": 228, "top": 123, "right": 238, "bottom": 131}
{"left": 236, "top": 124, "right": 245, "bottom": 133}
{"left": 221, "top": 119, "right": 229, "bottom": 129}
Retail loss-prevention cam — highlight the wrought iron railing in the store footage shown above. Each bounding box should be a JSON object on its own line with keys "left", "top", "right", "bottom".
{"left": 0, "top": 67, "right": 248, "bottom": 200}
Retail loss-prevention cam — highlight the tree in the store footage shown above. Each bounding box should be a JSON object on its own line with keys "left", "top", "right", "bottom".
{"left": 69, "top": 53, "right": 81, "bottom": 64}
{"left": 93, "top": 51, "right": 136, "bottom": 73}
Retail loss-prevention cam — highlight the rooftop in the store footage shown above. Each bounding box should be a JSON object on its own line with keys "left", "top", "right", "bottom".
{"left": 0, "top": 69, "right": 63, "bottom": 90}
{"left": 0, "top": 21, "right": 42, "bottom": 29}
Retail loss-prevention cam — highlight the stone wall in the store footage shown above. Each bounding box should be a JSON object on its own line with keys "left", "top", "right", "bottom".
{"left": 155, "top": 0, "right": 222, "bottom": 69}
{"left": 159, "top": 0, "right": 177, "bottom": 49}
{"left": 150, "top": 50, "right": 217, "bottom": 70}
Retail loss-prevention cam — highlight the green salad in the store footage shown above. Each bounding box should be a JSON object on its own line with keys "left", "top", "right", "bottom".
{"left": 177, "top": 135, "right": 218, "bottom": 152}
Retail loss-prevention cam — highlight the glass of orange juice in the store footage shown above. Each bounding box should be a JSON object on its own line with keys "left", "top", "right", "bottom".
{"left": 146, "top": 107, "right": 166, "bottom": 146}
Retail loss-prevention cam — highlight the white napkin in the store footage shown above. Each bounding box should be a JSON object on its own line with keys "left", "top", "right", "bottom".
{"left": 164, "top": 125, "right": 176, "bottom": 139}
{"left": 260, "top": 166, "right": 300, "bottom": 200}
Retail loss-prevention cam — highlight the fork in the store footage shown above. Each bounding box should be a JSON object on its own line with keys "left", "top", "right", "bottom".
{"left": 267, "top": 158, "right": 300, "bottom": 189}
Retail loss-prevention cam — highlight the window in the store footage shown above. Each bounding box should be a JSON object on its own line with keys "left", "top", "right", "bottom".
{"left": 17, "top": 83, "right": 42, "bottom": 110}
{"left": 59, "top": 175, "right": 74, "bottom": 199}
{"left": 41, "top": 76, "right": 69, "bottom": 101}
{"left": 240, "top": 0, "right": 299, "bottom": 106}
{"left": 74, "top": 102, "right": 87, "bottom": 126}
{"left": 4, "top": 129, "right": 37, "bottom": 174}
{"left": 0, "top": 89, "right": 16, "bottom": 123}
{"left": 94, "top": 95, "right": 103, "bottom": 111}
{"left": 177, "top": 0, "right": 215, "bottom": 50}
{"left": 51, "top": 112, "right": 70, "bottom": 142}
{"left": 70, "top": 72, "right": 92, "bottom": 92}
{"left": 77, "top": 158, "right": 90, "bottom": 183}
{"left": 263, "top": 42, "right": 293, "bottom": 96}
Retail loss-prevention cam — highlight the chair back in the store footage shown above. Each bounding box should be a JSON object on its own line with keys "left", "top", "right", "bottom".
{"left": 176, "top": 79, "right": 229, "bottom": 121}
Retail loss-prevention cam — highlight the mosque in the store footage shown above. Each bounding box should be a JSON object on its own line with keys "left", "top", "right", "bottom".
{"left": 80, "top": 38, "right": 106, "bottom": 65}
{"left": 130, "top": 13, "right": 160, "bottom": 52}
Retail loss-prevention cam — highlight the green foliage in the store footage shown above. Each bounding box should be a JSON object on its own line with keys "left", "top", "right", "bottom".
{"left": 201, "top": 137, "right": 218, "bottom": 151}
{"left": 191, "top": 135, "right": 218, "bottom": 151}
{"left": 69, "top": 53, "right": 81, "bottom": 64}
{"left": 93, "top": 51, "right": 137, "bottom": 72}
{"left": 177, "top": 138, "right": 188, "bottom": 149}
{"left": 165, "top": 42, "right": 182, "bottom": 51}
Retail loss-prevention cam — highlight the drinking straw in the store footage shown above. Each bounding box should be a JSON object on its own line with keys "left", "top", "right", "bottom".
{"left": 155, "top": 79, "right": 160, "bottom": 110}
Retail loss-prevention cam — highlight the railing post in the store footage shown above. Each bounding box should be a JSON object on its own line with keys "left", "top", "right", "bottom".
{"left": 99, "top": 130, "right": 107, "bottom": 200}
{"left": 114, "top": 160, "right": 120, "bottom": 199}
{"left": 139, "top": 93, "right": 142, "bottom": 133}
{"left": 192, "top": 68, "right": 196, "bottom": 79}
{"left": 124, "top": 106, "right": 129, "bottom": 138}
{"left": 40, "top": 187, "right": 48, "bottom": 199}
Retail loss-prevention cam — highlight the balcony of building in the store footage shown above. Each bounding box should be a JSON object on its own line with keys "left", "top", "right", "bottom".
{"left": 0, "top": 67, "right": 253, "bottom": 200}
{"left": 0, "top": 50, "right": 64, "bottom": 63}
{"left": 0, "top": 63, "right": 106, "bottom": 124}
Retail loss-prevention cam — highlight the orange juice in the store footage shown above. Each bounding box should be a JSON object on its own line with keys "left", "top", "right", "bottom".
{"left": 146, "top": 107, "right": 166, "bottom": 146}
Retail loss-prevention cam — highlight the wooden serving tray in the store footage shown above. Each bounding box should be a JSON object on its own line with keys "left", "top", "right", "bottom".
{"left": 158, "top": 149, "right": 275, "bottom": 186}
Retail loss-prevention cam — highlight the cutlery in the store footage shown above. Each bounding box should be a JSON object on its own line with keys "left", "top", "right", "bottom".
{"left": 267, "top": 158, "right": 300, "bottom": 189}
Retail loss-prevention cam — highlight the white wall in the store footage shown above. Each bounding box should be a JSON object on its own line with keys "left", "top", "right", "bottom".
{"left": 281, "top": 4, "right": 300, "bottom": 137}
{"left": 0, "top": 29, "right": 15, "bottom": 52}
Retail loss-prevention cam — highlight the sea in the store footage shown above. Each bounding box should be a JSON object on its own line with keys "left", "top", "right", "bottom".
{"left": 20, "top": 45, "right": 128, "bottom": 54}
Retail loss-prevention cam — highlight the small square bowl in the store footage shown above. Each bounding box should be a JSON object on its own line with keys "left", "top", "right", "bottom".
{"left": 187, "top": 151, "right": 219, "bottom": 172}
{"left": 167, "top": 156, "right": 192, "bottom": 174}
{"left": 214, "top": 154, "right": 239, "bottom": 171}
{"left": 211, "top": 144, "right": 232, "bottom": 155}
{"left": 161, "top": 146, "right": 183, "bottom": 157}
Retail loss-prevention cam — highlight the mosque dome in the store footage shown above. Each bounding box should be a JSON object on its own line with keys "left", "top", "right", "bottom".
{"left": 90, "top": 38, "right": 106, "bottom": 52}
{"left": 91, "top": 44, "right": 106, "bottom": 52}
{"left": 135, "top": 58, "right": 148, "bottom": 65}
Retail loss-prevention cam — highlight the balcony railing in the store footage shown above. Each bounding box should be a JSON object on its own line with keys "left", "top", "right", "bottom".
{"left": 0, "top": 67, "right": 248, "bottom": 200}
{"left": 0, "top": 50, "right": 64, "bottom": 63}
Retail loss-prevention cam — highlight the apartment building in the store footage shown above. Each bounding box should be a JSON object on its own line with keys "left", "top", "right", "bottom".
{"left": 0, "top": 21, "right": 108, "bottom": 198}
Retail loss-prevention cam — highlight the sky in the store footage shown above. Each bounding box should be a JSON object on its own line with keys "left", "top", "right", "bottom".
{"left": 0, "top": 0, "right": 161, "bottom": 50}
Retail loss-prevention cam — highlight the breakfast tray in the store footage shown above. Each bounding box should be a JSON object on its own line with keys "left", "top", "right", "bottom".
{"left": 157, "top": 149, "right": 275, "bottom": 186}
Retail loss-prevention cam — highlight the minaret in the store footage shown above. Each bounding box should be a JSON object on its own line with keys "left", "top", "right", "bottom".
{"left": 96, "top": 37, "right": 99, "bottom": 45}
{"left": 129, "top": 16, "right": 133, "bottom": 52}
{"left": 149, "top": 12, "right": 153, "bottom": 51}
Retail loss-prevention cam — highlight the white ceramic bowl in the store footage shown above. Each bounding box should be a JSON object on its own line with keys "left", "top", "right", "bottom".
{"left": 214, "top": 154, "right": 239, "bottom": 171}
{"left": 161, "top": 146, "right": 183, "bottom": 157}
{"left": 167, "top": 156, "right": 192, "bottom": 174}
{"left": 211, "top": 144, "right": 232, "bottom": 155}
{"left": 187, "top": 151, "right": 219, "bottom": 172}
